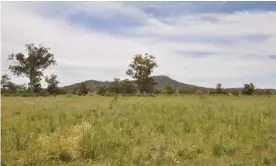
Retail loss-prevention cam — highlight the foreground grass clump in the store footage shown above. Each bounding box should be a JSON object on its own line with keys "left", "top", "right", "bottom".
{"left": 1, "top": 95, "right": 276, "bottom": 165}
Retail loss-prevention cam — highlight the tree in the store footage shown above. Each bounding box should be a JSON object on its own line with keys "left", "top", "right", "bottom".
{"left": 126, "top": 53, "right": 157, "bottom": 93}
{"left": 153, "top": 88, "right": 161, "bottom": 94}
{"left": 72, "top": 86, "right": 78, "bottom": 95}
{"left": 78, "top": 83, "right": 89, "bottom": 95}
{"left": 108, "top": 78, "right": 121, "bottom": 94}
{"left": 242, "top": 83, "right": 255, "bottom": 95}
{"left": 1, "top": 74, "right": 18, "bottom": 93}
{"left": 45, "top": 74, "right": 59, "bottom": 94}
{"left": 1, "top": 74, "right": 10, "bottom": 90}
{"left": 120, "top": 79, "right": 138, "bottom": 94}
{"left": 8, "top": 43, "right": 56, "bottom": 93}
{"left": 264, "top": 89, "right": 275, "bottom": 95}
{"left": 32, "top": 76, "right": 42, "bottom": 93}
{"left": 6, "top": 82, "right": 17, "bottom": 93}
{"left": 216, "top": 83, "right": 222, "bottom": 94}
{"left": 17, "top": 84, "right": 28, "bottom": 92}
{"left": 97, "top": 86, "right": 108, "bottom": 96}
{"left": 164, "top": 85, "right": 176, "bottom": 94}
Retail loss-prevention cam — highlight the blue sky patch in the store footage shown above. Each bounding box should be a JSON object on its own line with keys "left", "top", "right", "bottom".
{"left": 268, "top": 55, "right": 276, "bottom": 59}
{"left": 243, "top": 35, "right": 271, "bottom": 42}
{"left": 68, "top": 11, "right": 147, "bottom": 34}
{"left": 126, "top": 2, "right": 276, "bottom": 18}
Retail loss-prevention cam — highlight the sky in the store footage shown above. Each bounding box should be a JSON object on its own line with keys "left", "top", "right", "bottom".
{"left": 1, "top": 1, "right": 276, "bottom": 88}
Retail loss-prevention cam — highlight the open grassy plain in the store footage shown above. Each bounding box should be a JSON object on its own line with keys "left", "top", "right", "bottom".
{"left": 1, "top": 95, "right": 276, "bottom": 165}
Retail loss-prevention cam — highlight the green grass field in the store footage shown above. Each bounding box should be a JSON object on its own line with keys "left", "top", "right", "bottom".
{"left": 1, "top": 95, "right": 276, "bottom": 166}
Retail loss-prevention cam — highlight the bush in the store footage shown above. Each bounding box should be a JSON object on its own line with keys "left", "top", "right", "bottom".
{"left": 104, "top": 91, "right": 111, "bottom": 96}
{"left": 79, "top": 83, "right": 89, "bottom": 95}
{"left": 96, "top": 86, "right": 108, "bottom": 96}
{"left": 242, "top": 83, "right": 255, "bottom": 95}
{"left": 164, "top": 85, "right": 176, "bottom": 94}
{"left": 153, "top": 88, "right": 161, "bottom": 94}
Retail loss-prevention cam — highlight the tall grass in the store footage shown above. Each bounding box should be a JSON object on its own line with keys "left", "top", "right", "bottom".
{"left": 1, "top": 95, "right": 276, "bottom": 165}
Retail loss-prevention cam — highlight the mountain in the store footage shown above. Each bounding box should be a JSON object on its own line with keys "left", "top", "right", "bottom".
{"left": 62, "top": 75, "right": 210, "bottom": 93}
{"left": 153, "top": 75, "right": 209, "bottom": 90}
{"left": 63, "top": 79, "right": 111, "bottom": 93}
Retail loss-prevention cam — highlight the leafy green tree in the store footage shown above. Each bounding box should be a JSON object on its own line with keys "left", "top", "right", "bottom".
{"left": 72, "top": 86, "right": 78, "bottom": 95}
{"left": 79, "top": 83, "right": 89, "bottom": 95}
{"left": 32, "top": 76, "right": 42, "bottom": 93}
{"left": 216, "top": 83, "right": 222, "bottom": 94}
{"left": 108, "top": 78, "right": 121, "bottom": 94}
{"left": 153, "top": 88, "right": 161, "bottom": 94}
{"left": 8, "top": 43, "right": 56, "bottom": 93}
{"left": 97, "top": 86, "right": 108, "bottom": 96}
{"left": 1, "top": 74, "right": 10, "bottom": 90}
{"left": 120, "top": 79, "right": 138, "bottom": 94}
{"left": 1, "top": 74, "right": 18, "bottom": 93}
{"left": 164, "top": 84, "right": 176, "bottom": 94}
{"left": 264, "top": 89, "right": 274, "bottom": 95}
{"left": 242, "top": 83, "right": 255, "bottom": 95}
{"left": 6, "top": 82, "right": 17, "bottom": 93}
{"left": 45, "top": 74, "right": 60, "bottom": 94}
{"left": 126, "top": 53, "right": 157, "bottom": 93}
{"left": 16, "top": 84, "right": 28, "bottom": 92}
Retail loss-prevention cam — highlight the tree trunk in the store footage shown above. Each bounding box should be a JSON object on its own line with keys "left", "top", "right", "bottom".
{"left": 29, "top": 77, "right": 34, "bottom": 93}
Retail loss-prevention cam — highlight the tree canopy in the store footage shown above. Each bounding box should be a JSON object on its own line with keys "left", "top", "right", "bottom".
{"left": 8, "top": 43, "right": 56, "bottom": 92}
{"left": 126, "top": 54, "right": 157, "bottom": 93}
{"left": 243, "top": 83, "right": 255, "bottom": 95}
{"left": 45, "top": 74, "right": 60, "bottom": 94}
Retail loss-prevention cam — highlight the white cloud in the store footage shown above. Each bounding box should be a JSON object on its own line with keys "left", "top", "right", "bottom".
{"left": 1, "top": 2, "right": 276, "bottom": 88}
{"left": 136, "top": 12, "right": 276, "bottom": 38}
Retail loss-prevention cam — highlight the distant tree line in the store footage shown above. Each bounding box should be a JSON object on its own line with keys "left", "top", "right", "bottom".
{"left": 86, "top": 81, "right": 275, "bottom": 96}
{"left": 1, "top": 43, "right": 275, "bottom": 96}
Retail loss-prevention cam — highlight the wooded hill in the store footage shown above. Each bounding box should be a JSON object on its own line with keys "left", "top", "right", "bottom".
{"left": 62, "top": 75, "right": 275, "bottom": 95}
{"left": 62, "top": 75, "right": 210, "bottom": 93}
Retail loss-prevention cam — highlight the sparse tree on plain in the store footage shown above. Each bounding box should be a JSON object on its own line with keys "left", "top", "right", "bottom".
{"left": 242, "top": 83, "right": 255, "bottom": 95}
{"left": 45, "top": 74, "right": 60, "bottom": 94}
{"left": 1, "top": 74, "right": 18, "bottom": 93}
{"left": 216, "top": 83, "right": 222, "bottom": 94}
{"left": 78, "top": 83, "right": 89, "bottom": 95}
{"left": 126, "top": 53, "right": 157, "bottom": 94}
{"left": 8, "top": 43, "right": 56, "bottom": 93}
{"left": 97, "top": 86, "right": 108, "bottom": 96}
{"left": 1, "top": 74, "right": 10, "bottom": 89}
{"left": 164, "top": 84, "right": 176, "bottom": 94}
{"left": 109, "top": 78, "right": 121, "bottom": 94}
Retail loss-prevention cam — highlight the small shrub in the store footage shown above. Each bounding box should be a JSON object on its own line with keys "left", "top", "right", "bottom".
{"left": 212, "top": 144, "right": 236, "bottom": 156}
{"left": 212, "top": 143, "right": 224, "bottom": 156}
{"left": 156, "top": 124, "right": 165, "bottom": 133}
{"left": 224, "top": 146, "right": 236, "bottom": 156}
{"left": 177, "top": 148, "right": 197, "bottom": 160}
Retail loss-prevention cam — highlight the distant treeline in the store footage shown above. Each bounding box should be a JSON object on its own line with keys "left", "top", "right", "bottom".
{"left": 1, "top": 75, "right": 275, "bottom": 97}
{"left": 71, "top": 80, "right": 275, "bottom": 96}
{"left": 1, "top": 43, "right": 275, "bottom": 97}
